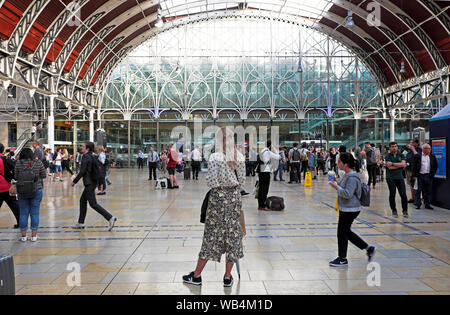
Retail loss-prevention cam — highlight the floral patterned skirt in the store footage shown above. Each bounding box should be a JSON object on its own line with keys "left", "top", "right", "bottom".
{"left": 199, "top": 186, "right": 244, "bottom": 264}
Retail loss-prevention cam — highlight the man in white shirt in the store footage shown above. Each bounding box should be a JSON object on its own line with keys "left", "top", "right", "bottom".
{"left": 412, "top": 144, "right": 437, "bottom": 210}
{"left": 191, "top": 146, "right": 202, "bottom": 180}
{"left": 147, "top": 147, "right": 159, "bottom": 180}
{"left": 137, "top": 150, "right": 145, "bottom": 169}
{"left": 257, "top": 140, "right": 280, "bottom": 211}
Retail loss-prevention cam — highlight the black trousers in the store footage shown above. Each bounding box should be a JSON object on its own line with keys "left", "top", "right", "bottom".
{"left": 367, "top": 164, "right": 377, "bottom": 187}
{"left": 78, "top": 185, "right": 112, "bottom": 224}
{"left": 148, "top": 162, "right": 157, "bottom": 179}
{"left": 137, "top": 158, "right": 144, "bottom": 169}
{"left": 258, "top": 172, "right": 271, "bottom": 208}
{"left": 192, "top": 162, "right": 200, "bottom": 179}
{"left": 387, "top": 178, "right": 408, "bottom": 213}
{"left": 62, "top": 160, "right": 73, "bottom": 175}
{"left": 415, "top": 174, "right": 432, "bottom": 207}
{"left": 98, "top": 175, "right": 106, "bottom": 191}
{"left": 338, "top": 211, "right": 368, "bottom": 259}
{"left": 0, "top": 191, "right": 20, "bottom": 225}
{"left": 301, "top": 161, "right": 308, "bottom": 179}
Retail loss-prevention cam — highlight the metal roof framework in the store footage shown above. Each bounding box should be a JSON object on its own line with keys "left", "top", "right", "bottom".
{"left": 0, "top": 0, "right": 448, "bottom": 111}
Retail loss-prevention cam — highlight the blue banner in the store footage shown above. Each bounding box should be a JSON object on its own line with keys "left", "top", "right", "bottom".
{"left": 432, "top": 138, "right": 447, "bottom": 179}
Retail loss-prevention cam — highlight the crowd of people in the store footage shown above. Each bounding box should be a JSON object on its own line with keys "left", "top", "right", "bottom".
{"left": 0, "top": 132, "right": 440, "bottom": 288}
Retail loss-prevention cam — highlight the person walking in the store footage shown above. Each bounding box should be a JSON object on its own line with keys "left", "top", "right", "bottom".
{"left": 0, "top": 143, "right": 20, "bottom": 229}
{"left": 147, "top": 146, "right": 159, "bottom": 181}
{"left": 62, "top": 148, "right": 73, "bottom": 175}
{"left": 71, "top": 142, "right": 117, "bottom": 230}
{"left": 249, "top": 148, "right": 258, "bottom": 176}
{"left": 328, "top": 152, "right": 376, "bottom": 267}
{"left": 14, "top": 148, "right": 46, "bottom": 242}
{"left": 383, "top": 142, "right": 409, "bottom": 218}
{"left": 257, "top": 140, "right": 280, "bottom": 211}
{"left": 32, "top": 141, "right": 44, "bottom": 163}
{"left": 191, "top": 146, "right": 202, "bottom": 180}
{"left": 183, "top": 127, "right": 245, "bottom": 287}
{"left": 412, "top": 143, "right": 437, "bottom": 210}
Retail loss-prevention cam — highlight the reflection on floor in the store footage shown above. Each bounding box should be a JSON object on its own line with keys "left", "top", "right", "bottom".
{"left": 1, "top": 169, "right": 450, "bottom": 295}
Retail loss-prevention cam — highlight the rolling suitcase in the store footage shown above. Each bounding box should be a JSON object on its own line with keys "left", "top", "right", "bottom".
{"left": 289, "top": 170, "right": 298, "bottom": 183}
{"left": 184, "top": 167, "right": 191, "bottom": 180}
{"left": 0, "top": 255, "right": 15, "bottom": 295}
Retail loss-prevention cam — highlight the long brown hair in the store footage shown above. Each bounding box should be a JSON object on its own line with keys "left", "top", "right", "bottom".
{"left": 215, "top": 127, "right": 242, "bottom": 170}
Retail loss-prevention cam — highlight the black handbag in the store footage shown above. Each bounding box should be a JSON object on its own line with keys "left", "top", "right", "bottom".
{"left": 200, "top": 190, "right": 211, "bottom": 223}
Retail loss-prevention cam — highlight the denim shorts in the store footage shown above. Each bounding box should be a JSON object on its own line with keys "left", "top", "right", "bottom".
{"left": 54, "top": 165, "right": 62, "bottom": 172}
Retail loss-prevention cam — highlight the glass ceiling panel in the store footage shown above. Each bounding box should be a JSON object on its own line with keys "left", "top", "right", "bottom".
{"left": 160, "top": 0, "right": 333, "bottom": 20}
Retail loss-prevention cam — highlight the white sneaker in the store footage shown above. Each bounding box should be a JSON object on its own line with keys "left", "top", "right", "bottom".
{"left": 20, "top": 236, "right": 27, "bottom": 242}
{"left": 108, "top": 217, "right": 117, "bottom": 231}
{"left": 31, "top": 236, "right": 38, "bottom": 242}
{"left": 72, "top": 223, "right": 85, "bottom": 229}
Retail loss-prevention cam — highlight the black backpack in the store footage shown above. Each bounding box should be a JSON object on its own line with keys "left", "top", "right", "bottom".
{"left": 291, "top": 148, "right": 301, "bottom": 162}
{"left": 16, "top": 161, "right": 38, "bottom": 195}
{"left": 91, "top": 155, "right": 104, "bottom": 182}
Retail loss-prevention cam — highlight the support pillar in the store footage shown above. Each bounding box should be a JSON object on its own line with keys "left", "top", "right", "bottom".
{"left": 89, "top": 110, "right": 94, "bottom": 142}
{"left": 390, "top": 116, "right": 395, "bottom": 142}
{"left": 156, "top": 119, "right": 160, "bottom": 153}
{"left": 354, "top": 118, "right": 359, "bottom": 150}
{"left": 47, "top": 95, "right": 56, "bottom": 152}
{"left": 128, "top": 120, "right": 131, "bottom": 168}
{"left": 298, "top": 119, "right": 301, "bottom": 144}
{"left": 73, "top": 120, "right": 77, "bottom": 155}
{"left": 374, "top": 118, "right": 379, "bottom": 140}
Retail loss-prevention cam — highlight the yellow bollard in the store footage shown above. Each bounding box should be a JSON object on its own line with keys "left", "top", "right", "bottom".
{"left": 304, "top": 172, "right": 312, "bottom": 187}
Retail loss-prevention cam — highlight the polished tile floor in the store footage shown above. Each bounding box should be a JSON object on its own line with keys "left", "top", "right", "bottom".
{"left": 1, "top": 169, "right": 450, "bottom": 295}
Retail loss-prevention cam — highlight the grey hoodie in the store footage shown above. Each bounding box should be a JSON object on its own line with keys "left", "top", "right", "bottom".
{"left": 337, "top": 171, "right": 362, "bottom": 212}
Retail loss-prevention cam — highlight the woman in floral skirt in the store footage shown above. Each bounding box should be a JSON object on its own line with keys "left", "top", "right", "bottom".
{"left": 183, "top": 127, "right": 246, "bottom": 287}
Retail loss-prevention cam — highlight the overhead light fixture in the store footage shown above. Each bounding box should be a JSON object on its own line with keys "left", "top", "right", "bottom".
{"left": 346, "top": 10, "right": 355, "bottom": 28}
{"left": 400, "top": 60, "right": 406, "bottom": 73}
{"left": 297, "top": 59, "right": 303, "bottom": 73}
{"left": 155, "top": 8, "right": 164, "bottom": 28}
{"left": 29, "top": 88, "right": 36, "bottom": 97}
{"left": 350, "top": 91, "right": 356, "bottom": 97}
{"left": 7, "top": 85, "right": 16, "bottom": 98}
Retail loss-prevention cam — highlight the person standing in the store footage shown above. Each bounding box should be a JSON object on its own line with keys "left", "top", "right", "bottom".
{"left": 249, "top": 148, "right": 258, "bottom": 177}
{"left": 96, "top": 146, "right": 107, "bottom": 196}
{"left": 32, "top": 141, "right": 44, "bottom": 163}
{"left": 71, "top": 142, "right": 117, "bottom": 230}
{"left": 191, "top": 146, "right": 202, "bottom": 180}
{"left": 166, "top": 146, "right": 180, "bottom": 188}
{"left": 15, "top": 148, "right": 47, "bottom": 242}
{"left": 137, "top": 150, "right": 144, "bottom": 169}
{"left": 147, "top": 146, "right": 159, "bottom": 181}
{"left": 53, "top": 148, "right": 63, "bottom": 181}
{"left": 413, "top": 144, "right": 437, "bottom": 210}
{"left": 405, "top": 139, "right": 421, "bottom": 203}
{"left": 0, "top": 143, "right": 20, "bottom": 229}
{"left": 383, "top": 142, "right": 409, "bottom": 218}
{"left": 183, "top": 127, "right": 245, "bottom": 287}
{"left": 328, "top": 152, "right": 376, "bottom": 267}
{"left": 257, "top": 140, "right": 280, "bottom": 211}
{"left": 364, "top": 143, "right": 377, "bottom": 190}
{"left": 273, "top": 146, "right": 286, "bottom": 182}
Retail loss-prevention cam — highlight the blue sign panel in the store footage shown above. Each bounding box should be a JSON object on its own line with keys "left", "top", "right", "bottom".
{"left": 432, "top": 138, "right": 447, "bottom": 179}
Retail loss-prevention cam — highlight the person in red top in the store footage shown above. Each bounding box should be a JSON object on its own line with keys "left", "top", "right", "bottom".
{"left": 166, "top": 146, "right": 180, "bottom": 189}
{"left": 0, "top": 143, "right": 20, "bottom": 228}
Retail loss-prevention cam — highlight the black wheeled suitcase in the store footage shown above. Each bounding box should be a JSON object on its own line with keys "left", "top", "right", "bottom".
{"left": 0, "top": 255, "right": 15, "bottom": 295}
{"left": 289, "top": 170, "right": 298, "bottom": 183}
{"left": 184, "top": 167, "right": 191, "bottom": 180}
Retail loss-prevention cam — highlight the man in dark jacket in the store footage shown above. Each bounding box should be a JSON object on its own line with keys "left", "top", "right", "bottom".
{"left": 71, "top": 141, "right": 117, "bottom": 230}
{"left": 412, "top": 143, "right": 438, "bottom": 210}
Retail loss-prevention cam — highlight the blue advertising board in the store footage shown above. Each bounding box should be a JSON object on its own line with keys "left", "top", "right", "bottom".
{"left": 432, "top": 138, "right": 447, "bottom": 179}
